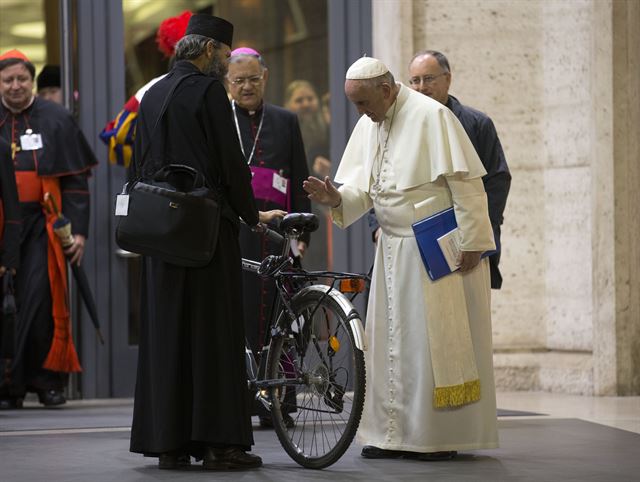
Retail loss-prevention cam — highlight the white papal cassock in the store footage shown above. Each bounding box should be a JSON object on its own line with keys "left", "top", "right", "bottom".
{"left": 332, "top": 83, "right": 499, "bottom": 452}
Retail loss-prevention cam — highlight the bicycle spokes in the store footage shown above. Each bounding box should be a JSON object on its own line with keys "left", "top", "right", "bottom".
{"left": 267, "top": 289, "right": 365, "bottom": 469}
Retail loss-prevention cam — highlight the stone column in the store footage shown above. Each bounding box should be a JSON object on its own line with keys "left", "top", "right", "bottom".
{"left": 372, "top": 0, "right": 414, "bottom": 80}
{"left": 609, "top": 0, "right": 640, "bottom": 395}
{"left": 591, "top": 0, "right": 616, "bottom": 396}
{"left": 591, "top": 0, "right": 640, "bottom": 396}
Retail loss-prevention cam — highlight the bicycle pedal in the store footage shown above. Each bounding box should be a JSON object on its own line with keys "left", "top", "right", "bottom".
{"left": 255, "top": 391, "right": 272, "bottom": 410}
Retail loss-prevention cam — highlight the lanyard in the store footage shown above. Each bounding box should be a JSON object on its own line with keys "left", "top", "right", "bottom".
{"left": 232, "top": 100, "right": 264, "bottom": 165}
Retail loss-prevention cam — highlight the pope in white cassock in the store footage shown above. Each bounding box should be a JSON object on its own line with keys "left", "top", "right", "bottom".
{"left": 303, "top": 57, "right": 499, "bottom": 461}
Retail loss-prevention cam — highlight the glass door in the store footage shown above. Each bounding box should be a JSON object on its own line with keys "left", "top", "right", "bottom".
{"left": 118, "top": 0, "right": 332, "bottom": 364}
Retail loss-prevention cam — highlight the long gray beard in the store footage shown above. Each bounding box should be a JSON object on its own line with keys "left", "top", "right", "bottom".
{"left": 203, "top": 56, "right": 227, "bottom": 80}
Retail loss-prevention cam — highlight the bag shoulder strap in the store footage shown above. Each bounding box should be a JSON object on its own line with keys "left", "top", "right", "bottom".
{"left": 135, "top": 72, "right": 199, "bottom": 175}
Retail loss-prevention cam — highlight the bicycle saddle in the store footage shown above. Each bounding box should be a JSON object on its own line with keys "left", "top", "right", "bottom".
{"left": 280, "top": 213, "right": 319, "bottom": 235}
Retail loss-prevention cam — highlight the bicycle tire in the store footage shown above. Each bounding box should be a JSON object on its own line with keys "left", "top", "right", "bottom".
{"left": 266, "top": 286, "right": 366, "bottom": 469}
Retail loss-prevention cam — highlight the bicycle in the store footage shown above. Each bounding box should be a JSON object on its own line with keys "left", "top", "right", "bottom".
{"left": 242, "top": 213, "right": 368, "bottom": 469}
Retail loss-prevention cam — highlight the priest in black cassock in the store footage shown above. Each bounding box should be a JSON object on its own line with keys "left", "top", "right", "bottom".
{"left": 0, "top": 50, "right": 96, "bottom": 409}
{"left": 129, "top": 14, "right": 268, "bottom": 471}
{"left": 226, "top": 48, "right": 311, "bottom": 427}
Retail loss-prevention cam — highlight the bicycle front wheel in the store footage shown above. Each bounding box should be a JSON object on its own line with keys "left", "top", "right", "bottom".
{"left": 266, "top": 286, "right": 366, "bottom": 469}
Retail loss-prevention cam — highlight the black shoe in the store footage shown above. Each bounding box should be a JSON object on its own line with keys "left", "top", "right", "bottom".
{"left": 259, "top": 413, "right": 295, "bottom": 429}
{"left": 414, "top": 450, "right": 458, "bottom": 461}
{"left": 36, "top": 389, "right": 66, "bottom": 407}
{"left": 0, "top": 397, "right": 23, "bottom": 410}
{"left": 158, "top": 453, "right": 191, "bottom": 470}
{"left": 203, "top": 447, "right": 262, "bottom": 470}
{"left": 361, "top": 445, "right": 406, "bottom": 459}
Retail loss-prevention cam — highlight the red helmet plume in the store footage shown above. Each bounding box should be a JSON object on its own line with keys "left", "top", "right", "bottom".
{"left": 155, "top": 10, "right": 193, "bottom": 58}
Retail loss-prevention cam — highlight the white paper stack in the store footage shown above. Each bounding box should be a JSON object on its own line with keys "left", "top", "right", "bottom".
{"left": 437, "top": 228, "right": 462, "bottom": 272}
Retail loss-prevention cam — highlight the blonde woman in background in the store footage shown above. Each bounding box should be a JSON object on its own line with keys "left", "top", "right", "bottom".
{"left": 285, "top": 80, "right": 330, "bottom": 178}
{"left": 284, "top": 80, "right": 332, "bottom": 271}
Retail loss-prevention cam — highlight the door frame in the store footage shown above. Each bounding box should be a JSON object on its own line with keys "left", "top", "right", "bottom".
{"left": 75, "top": 0, "right": 131, "bottom": 398}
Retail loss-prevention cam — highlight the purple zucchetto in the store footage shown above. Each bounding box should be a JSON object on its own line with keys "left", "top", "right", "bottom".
{"left": 230, "top": 47, "right": 261, "bottom": 57}
{"left": 185, "top": 14, "right": 233, "bottom": 48}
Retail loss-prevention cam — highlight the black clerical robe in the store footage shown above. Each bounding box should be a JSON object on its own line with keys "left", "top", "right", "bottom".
{"left": 233, "top": 102, "right": 310, "bottom": 354}
{"left": 130, "top": 61, "right": 260, "bottom": 458}
{"left": 0, "top": 97, "right": 94, "bottom": 241}
{"left": 0, "top": 97, "right": 95, "bottom": 398}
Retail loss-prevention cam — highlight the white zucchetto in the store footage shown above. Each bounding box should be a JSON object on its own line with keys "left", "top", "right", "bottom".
{"left": 345, "top": 56, "right": 389, "bottom": 80}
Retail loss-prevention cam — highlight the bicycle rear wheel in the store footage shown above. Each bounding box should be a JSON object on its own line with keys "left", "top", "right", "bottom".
{"left": 266, "top": 286, "right": 366, "bottom": 469}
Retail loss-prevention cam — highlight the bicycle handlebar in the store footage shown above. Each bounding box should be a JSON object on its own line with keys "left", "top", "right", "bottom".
{"left": 239, "top": 219, "right": 286, "bottom": 246}
{"left": 261, "top": 223, "right": 285, "bottom": 245}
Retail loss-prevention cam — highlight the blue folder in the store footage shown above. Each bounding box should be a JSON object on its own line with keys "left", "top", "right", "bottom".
{"left": 411, "top": 207, "right": 494, "bottom": 281}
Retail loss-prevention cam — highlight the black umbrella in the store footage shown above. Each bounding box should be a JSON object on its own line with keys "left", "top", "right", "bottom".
{"left": 44, "top": 193, "right": 105, "bottom": 345}
{"left": 69, "top": 262, "right": 104, "bottom": 345}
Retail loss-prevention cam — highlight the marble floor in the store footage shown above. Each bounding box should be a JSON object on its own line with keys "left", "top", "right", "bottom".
{"left": 0, "top": 391, "right": 638, "bottom": 481}
{"left": 496, "top": 391, "right": 640, "bottom": 434}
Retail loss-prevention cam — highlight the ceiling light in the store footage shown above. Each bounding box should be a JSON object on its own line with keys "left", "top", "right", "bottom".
{"left": 10, "top": 21, "right": 46, "bottom": 40}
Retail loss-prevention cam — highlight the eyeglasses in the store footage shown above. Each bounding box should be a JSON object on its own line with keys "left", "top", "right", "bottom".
{"left": 408, "top": 72, "right": 448, "bottom": 86}
{"left": 228, "top": 75, "right": 264, "bottom": 86}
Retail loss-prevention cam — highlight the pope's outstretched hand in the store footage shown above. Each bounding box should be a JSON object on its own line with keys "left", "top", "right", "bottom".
{"left": 303, "top": 176, "right": 342, "bottom": 208}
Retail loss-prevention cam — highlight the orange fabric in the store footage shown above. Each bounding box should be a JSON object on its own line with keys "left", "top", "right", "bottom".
{"left": 15, "top": 170, "right": 42, "bottom": 203}
{"left": 40, "top": 177, "right": 81, "bottom": 373}
{"left": 0, "top": 49, "right": 29, "bottom": 61}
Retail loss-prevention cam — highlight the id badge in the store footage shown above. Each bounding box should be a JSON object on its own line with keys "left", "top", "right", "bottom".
{"left": 19, "top": 129, "right": 43, "bottom": 151}
{"left": 272, "top": 172, "right": 288, "bottom": 195}
{"left": 115, "top": 194, "right": 130, "bottom": 216}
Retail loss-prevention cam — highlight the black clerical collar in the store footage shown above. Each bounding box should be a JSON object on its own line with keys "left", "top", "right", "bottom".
{"left": 234, "top": 101, "right": 264, "bottom": 117}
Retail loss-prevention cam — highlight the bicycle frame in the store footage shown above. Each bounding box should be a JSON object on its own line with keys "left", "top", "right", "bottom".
{"left": 241, "top": 226, "right": 368, "bottom": 411}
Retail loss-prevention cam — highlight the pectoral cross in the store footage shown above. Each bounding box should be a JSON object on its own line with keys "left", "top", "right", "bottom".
{"left": 10, "top": 141, "right": 20, "bottom": 160}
